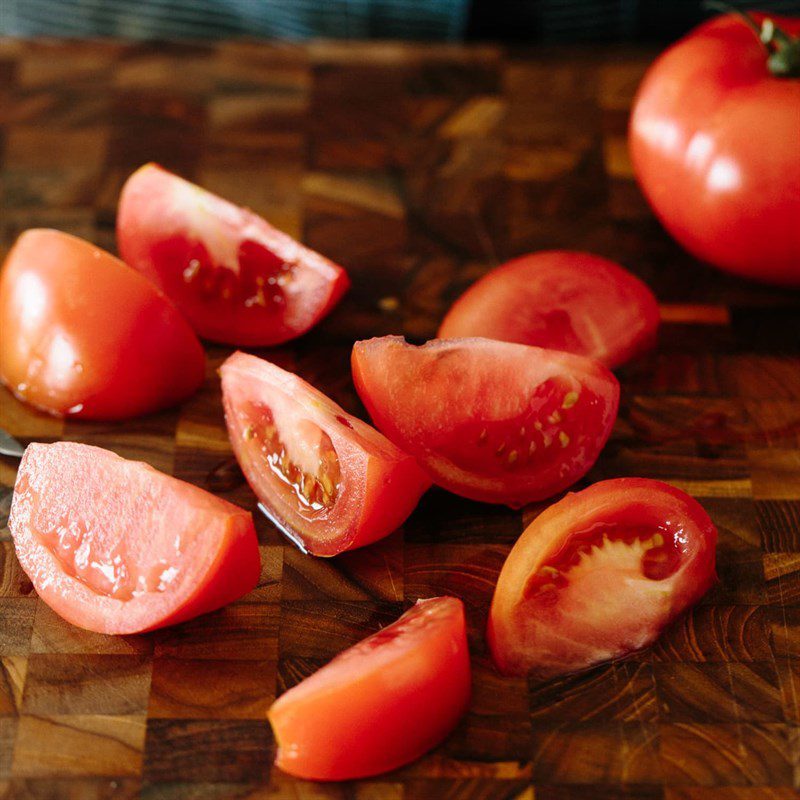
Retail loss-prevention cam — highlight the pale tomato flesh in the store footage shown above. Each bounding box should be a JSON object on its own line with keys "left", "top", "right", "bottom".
{"left": 9, "top": 442, "right": 261, "bottom": 634}
{"left": 117, "top": 163, "right": 350, "bottom": 346}
{"left": 221, "top": 351, "right": 430, "bottom": 556}
{"left": 351, "top": 336, "right": 619, "bottom": 507}
{"left": 269, "top": 596, "right": 471, "bottom": 780}
{"left": 488, "top": 478, "right": 717, "bottom": 677}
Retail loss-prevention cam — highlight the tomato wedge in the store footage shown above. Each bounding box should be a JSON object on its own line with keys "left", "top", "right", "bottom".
{"left": 351, "top": 336, "right": 619, "bottom": 507}
{"left": 9, "top": 442, "right": 260, "bottom": 634}
{"left": 488, "top": 478, "right": 717, "bottom": 678}
{"left": 220, "top": 352, "right": 430, "bottom": 556}
{"left": 269, "top": 596, "right": 470, "bottom": 780}
{"left": 438, "top": 251, "right": 660, "bottom": 369}
{"left": 117, "top": 163, "right": 350, "bottom": 346}
{"left": 0, "top": 229, "right": 205, "bottom": 420}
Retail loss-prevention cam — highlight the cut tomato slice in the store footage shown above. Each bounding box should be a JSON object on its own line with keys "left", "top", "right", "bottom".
{"left": 438, "top": 251, "right": 660, "bottom": 369}
{"left": 488, "top": 478, "right": 717, "bottom": 678}
{"left": 220, "top": 352, "right": 430, "bottom": 556}
{"left": 117, "top": 163, "right": 350, "bottom": 346}
{"left": 9, "top": 442, "right": 260, "bottom": 634}
{"left": 351, "top": 336, "right": 619, "bottom": 507}
{"left": 269, "top": 596, "right": 471, "bottom": 780}
{"left": 0, "top": 229, "right": 205, "bottom": 420}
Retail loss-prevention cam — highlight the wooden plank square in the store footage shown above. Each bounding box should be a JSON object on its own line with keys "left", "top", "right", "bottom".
{"left": 0, "top": 718, "right": 16, "bottom": 779}
{"left": 30, "top": 603, "right": 152, "bottom": 656}
{"left": 237, "top": 546, "right": 282, "bottom": 605}
{"left": 3, "top": 777, "right": 141, "bottom": 799}
{"left": 665, "top": 789, "right": 800, "bottom": 799}
{"left": 153, "top": 604, "right": 278, "bottom": 662}
{"left": 763, "top": 553, "right": 800, "bottom": 605}
{"left": 21, "top": 654, "right": 151, "bottom": 715}
{"left": 651, "top": 606, "right": 774, "bottom": 663}
{"left": 143, "top": 720, "right": 271, "bottom": 783}
{"left": 747, "top": 449, "right": 800, "bottom": 501}
{"left": 529, "top": 662, "right": 658, "bottom": 723}
{"left": 11, "top": 715, "right": 145, "bottom": 778}
{"left": 281, "top": 535, "right": 403, "bottom": 603}
{"left": 658, "top": 723, "right": 794, "bottom": 786}
{"left": 0, "top": 600, "right": 37, "bottom": 656}
{"left": 278, "top": 601, "right": 401, "bottom": 661}
{"left": 529, "top": 723, "right": 661, "bottom": 784}
{"left": 655, "top": 663, "right": 783, "bottom": 723}
{"left": 757, "top": 500, "right": 800, "bottom": 551}
{"left": 148, "top": 658, "right": 274, "bottom": 720}
{"left": 0, "top": 657, "right": 26, "bottom": 715}
{"left": 0, "top": 542, "right": 34, "bottom": 599}
{"left": 404, "top": 542, "right": 508, "bottom": 611}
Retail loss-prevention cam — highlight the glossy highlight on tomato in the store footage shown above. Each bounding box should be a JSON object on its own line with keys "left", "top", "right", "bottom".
{"left": 269, "top": 596, "right": 471, "bottom": 780}
{"left": 488, "top": 478, "right": 717, "bottom": 678}
{"left": 117, "top": 163, "right": 350, "bottom": 345}
{"left": 221, "top": 351, "right": 430, "bottom": 556}
{"left": 9, "top": 442, "right": 260, "bottom": 634}
{"left": 351, "top": 336, "right": 619, "bottom": 507}
{"left": 630, "top": 12, "right": 800, "bottom": 285}
{"left": 0, "top": 229, "right": 205, "bottom": 420}
{"left": 438, "top": 251, "right": 660, "bottom": 369}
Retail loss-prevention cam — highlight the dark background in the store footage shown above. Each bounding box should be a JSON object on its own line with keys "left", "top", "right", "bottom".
{"left": 3, "top": 0, "right": 800, "bottom": 43}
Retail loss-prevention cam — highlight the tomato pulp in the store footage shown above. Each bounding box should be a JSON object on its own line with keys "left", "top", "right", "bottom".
{"left": 438, "top": 251, "right": 660, "bottom": 369}
{"left": 351, "top": 336, "right": 619, "bottom": 507}
{"left": 630, "top": 12, "right": 800, "bottom": 285}
{"left": 117, "top": 163, "right": 350, "bottom": 345}
{"left": 9, "top": 443, "right": 260, "bottom": 634}
{"left": 488, "top": 478, "right": 717, "bottom": 678}
{"left": 269, "top": 596, "right": 471, "bottom": 780}
{"left": 221, "top": 352, "right": 430, "bottom": 556}
{"left": 0, "top": 229, "right": 205, "bottom": 420}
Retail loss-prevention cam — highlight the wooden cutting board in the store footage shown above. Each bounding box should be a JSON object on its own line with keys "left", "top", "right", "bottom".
{"left": 0, "top": 37, "right": 798, "bottom": 800}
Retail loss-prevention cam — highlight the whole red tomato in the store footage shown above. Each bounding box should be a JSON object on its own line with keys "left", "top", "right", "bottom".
{"left": 630, "top": 11, "right": 800, "bottom": 286}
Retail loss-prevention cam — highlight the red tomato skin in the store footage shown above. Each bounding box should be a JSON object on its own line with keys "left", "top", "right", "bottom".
{"left": 351, "top": 336, "right": 620, "bottom": 508}
{"left": 9, "top": 443, "right": 260, "bottom": 634}
{"left": 221, "top": 352, "right": 430, "bottom": 556}
{"left": 117, "top": 163, "right": 350, "bottom": 346}
{"left": 438, "top": 251, "right": 660, "bottom": 369}
{"left": 630, "top": 13, "right": 800, "bottom": 286}
{"left": 269, "top": 597, "right": 471, "bottom": 780}
{"left": 488, "top": 478, "right": 717, "bottom": 678}
{"left": 0, "top": 229, "right": 205, "bottom": 420}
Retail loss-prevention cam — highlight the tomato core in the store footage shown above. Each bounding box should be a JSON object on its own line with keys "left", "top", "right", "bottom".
{"left": 526, "top": 521, "right": 682, "bottom": 602}
{"left": 241, "top": 403, "right": 341, "bottom": 511}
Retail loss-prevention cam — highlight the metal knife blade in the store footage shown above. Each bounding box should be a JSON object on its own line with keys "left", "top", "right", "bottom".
{"left": 0, "top": 429, "right": 25, "bottom": 458}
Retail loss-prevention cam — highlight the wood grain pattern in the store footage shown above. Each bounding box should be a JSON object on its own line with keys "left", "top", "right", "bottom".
{"left": 0, "top": 37, "right": 799, "bottom": 798}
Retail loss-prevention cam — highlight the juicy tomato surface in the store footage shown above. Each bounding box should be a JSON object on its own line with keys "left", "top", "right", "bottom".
{"left": 9, "top": 442, "right": 260, "bottom": 634}
{"left": 488, "top": 478, "right": 717, "bottom": 678}
{"left": 351, "top": 336, "right": 619, "bottom": 507}
{"left": 630, "top": 12, "right": 800, "bottom": 285}
{"left": 0, "top": 229, "right": 205, "bottom": 420}
{"left": 221, "top": 351, "right": 430, "bottom": 556}
{"left": 117, "top": 163, "right": 350, "bottom": 346}
{"left": 269, "top": 596, "right": 471, "bottom": 781}
{"left": 438, "top": 251, "right": 660, "bottom": 369}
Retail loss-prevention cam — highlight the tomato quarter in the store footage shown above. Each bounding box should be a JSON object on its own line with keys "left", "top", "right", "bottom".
{"left": 630, "top": 12, "right": 800, "bottom": 285}
{"left": 488, "top": 478, "right": 717, "bottom": 678}
{"left": 269, "top": 596, "right": 471, "bottom": 781}
{"left": 438, "top": 251, "right": 660, "bottom": 369}
{"left": 0, "top": 229, "right": 205, "bottom": 420}
{"left": 9, "top": 442, "right": 260, "bottom": 634}
{"left": 117, "top": 163, "right": 350, "bottom": 345}
{"left": 221, "top": 351, "right": 430, "bottom": 556}
{"left": 351, "top": 336, "right": 619, "bottom": 507}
